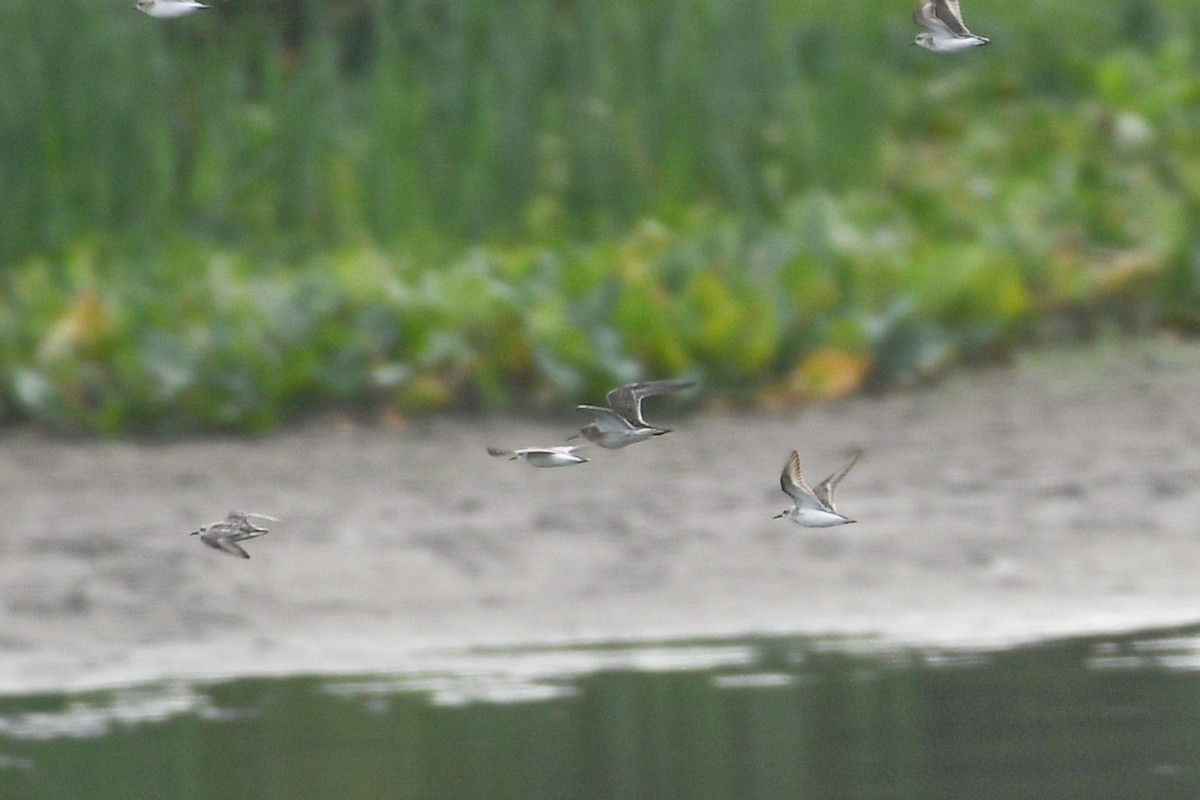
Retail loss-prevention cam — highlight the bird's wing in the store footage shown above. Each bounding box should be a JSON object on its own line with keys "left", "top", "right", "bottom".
{"left": 235, "top": 527, "right": 270, "bottom": 541}
{"left": 606, "top": 379, "right": 694, "bottom": 426}
{"left": 814, "top": 449, "right": 862, "bottom": 512}
{"left": 214, "top": 538, "right": 251, "bottom": 559}
{"left": 780, "top": 451, "right": 822, "bottom": 510}
{"left": 913, "top": 0, "right": 954, "bottom": 36}
{"left": 576, "top": 404, "right": 637, "bottom": 433}
{"left": 913, "top": 1, "right": 938, "bottom": 32}
{"left": 912, "top": 1, "right": 929, "bottom": 29}
{"left": 933, "top": 0, "right": 973, "bottom": 36}
{"left": 544, "top": 446, "right": 588, "bottom": 463}
{"left": 230, "top": 512, "right": 271, "bottom": 534}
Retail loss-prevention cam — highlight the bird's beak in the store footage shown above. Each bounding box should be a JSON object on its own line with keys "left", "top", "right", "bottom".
{"left": 772, "top": 511, "right": 786, "bottom": 519}
{"left": 189, "top": 530, "right": 200, "bottom": 536}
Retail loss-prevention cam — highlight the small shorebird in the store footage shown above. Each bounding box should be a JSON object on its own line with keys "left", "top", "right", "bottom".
{"left": 912, "top": 0, "right": 990, "bottom": 52}
{"left": 136, "top": 0, "right": 209, "bottom": 18}
{"left": 773, "top": 449, "right": 861, "bottom": 527}
{"left": 190, "top": 511, "right": 277, "bottom": 559}
{"left": 487, "top": 445, "right": 589, "bottom": 468}
{"left": 571, "top": 379, "right": 695, "bottom": 449}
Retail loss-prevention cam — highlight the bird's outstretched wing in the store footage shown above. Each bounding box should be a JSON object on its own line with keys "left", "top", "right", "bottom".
{"left": 606, "top": 379, "right": 694, "bottom": 426}
{"left": 813, "top": 449, "right": 862, "bottom": 512}
{"left": 780, "top": 450, "right": 822, "bottom": 510}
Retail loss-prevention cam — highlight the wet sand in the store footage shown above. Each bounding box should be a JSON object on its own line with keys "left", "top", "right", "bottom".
{"left": 3, "top": 338, "right": 1200, "bottom": 694}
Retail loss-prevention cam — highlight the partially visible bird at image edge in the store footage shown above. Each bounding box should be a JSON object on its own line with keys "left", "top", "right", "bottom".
{"left": 912, "top": 0, "right": 990, "bottom": 52}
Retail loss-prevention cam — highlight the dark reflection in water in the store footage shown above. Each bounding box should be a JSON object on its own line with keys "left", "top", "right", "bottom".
{"left": 1, "top": 628, "right": 1199, "bottom": 800}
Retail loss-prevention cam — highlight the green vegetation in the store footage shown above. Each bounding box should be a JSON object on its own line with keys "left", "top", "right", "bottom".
{"left": 2, "top": 0, "right": 1199, "bottom": 432}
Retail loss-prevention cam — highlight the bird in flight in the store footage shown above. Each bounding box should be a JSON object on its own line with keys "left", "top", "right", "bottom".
{"left": 190, "top": 511, "right": 277, "bottom": 559}
{"left": 571, "top": 379, "right": 695, "bottom": 449}
{"left": 487, "top": 445, "right": 589, "bottom": 468}
{"left": 136, "top": 0, "right": 209, "bottom": 19}
{"left": 912, "top": 0, "right": 990, "bottom": 52}
{"left": 773, "top": 449, "right": 862, "bottom": 527}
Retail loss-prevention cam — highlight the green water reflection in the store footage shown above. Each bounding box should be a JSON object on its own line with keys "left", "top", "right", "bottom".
{"left": 1, "top": 630, "right": 1198, "bottom": 800}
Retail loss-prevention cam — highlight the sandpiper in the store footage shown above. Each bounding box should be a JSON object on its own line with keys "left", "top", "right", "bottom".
{"left": 773, "top": 449, "right": 861, "bottom": 527}
{"left": 571, "top": 379, "right": 695, "bottom": 449}
{"left": 487, "top": 445, "right": 589, "bottom": 468}
{"left": 190, "top": 511, "right": 277, "bottom": 559}
{"left": 912, "top": 0, "right": 989, "bottom": 52}
{"left": 136, "top": 0, "right": 209, "bottom": 18}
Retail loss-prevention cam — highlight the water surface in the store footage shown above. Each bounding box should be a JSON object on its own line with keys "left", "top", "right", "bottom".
{"left": 1, "top": 628, "right": 1198, "bottom": 799}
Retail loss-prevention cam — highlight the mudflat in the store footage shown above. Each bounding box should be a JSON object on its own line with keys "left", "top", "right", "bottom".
{"left": 3, "top": 338, "right": 1199, "bottom": 693}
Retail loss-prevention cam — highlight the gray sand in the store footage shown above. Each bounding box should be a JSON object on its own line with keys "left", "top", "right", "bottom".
{"left": 3, "top": 338, "right": 1200, "bottom": 693}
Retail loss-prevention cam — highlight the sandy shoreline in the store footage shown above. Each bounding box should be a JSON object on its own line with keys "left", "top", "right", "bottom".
{"left": 3, "top": 338, "right": 1200, "bottom": 694}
